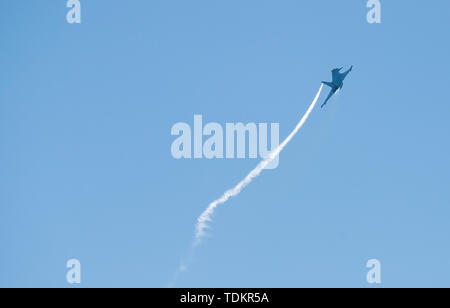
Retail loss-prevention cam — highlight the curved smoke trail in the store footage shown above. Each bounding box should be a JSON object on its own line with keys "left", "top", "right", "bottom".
{"left": 194, "top": 84, "right": 324, "bottom": 246}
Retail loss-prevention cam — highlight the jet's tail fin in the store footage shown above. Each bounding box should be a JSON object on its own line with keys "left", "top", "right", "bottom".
{"left": 322, "top": 81, "right": 335, "bottom": 88}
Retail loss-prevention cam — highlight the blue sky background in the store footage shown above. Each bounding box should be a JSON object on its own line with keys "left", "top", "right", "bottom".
{"left": 1, "top": 0, "right": 449, "bottom": 287}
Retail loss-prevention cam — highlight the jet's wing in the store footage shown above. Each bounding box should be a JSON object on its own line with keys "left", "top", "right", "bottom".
{"left": 322, "top": 81, "right": 335, "bottom": 89}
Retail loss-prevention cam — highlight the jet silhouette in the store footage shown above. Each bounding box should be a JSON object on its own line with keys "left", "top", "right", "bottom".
{"left": 321, "top": 66, "right": 353, "bottom": 108}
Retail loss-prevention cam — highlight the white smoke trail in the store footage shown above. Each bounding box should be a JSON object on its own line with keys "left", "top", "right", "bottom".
{"left": 194, "top": 84, "right": 324, "bottom": 246}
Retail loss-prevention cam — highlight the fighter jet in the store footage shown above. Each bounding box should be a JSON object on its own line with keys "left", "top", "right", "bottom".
{"left": 321, "top": 66, "right": 353, "bottom": 108}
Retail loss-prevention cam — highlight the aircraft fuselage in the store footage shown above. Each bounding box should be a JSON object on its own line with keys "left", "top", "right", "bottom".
{"left": 321, "top": 66, "right": 353, "bottom": 108}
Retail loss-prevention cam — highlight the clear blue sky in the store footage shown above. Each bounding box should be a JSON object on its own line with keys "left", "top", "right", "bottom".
{"left": 1, "top": 1, "right": 449, "bottom": 287}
